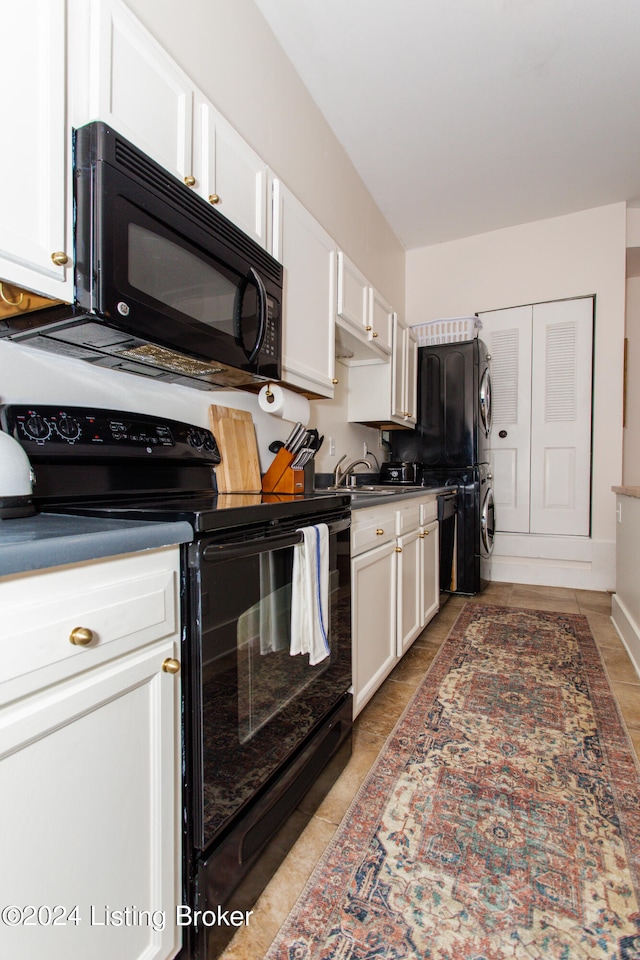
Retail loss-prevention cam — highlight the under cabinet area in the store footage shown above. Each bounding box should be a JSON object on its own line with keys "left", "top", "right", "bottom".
{"left": 351, "top": 496, "right": 440, "bottom": 717}
{"left": 0, "top": 547, "right": 182, "bottom": 960}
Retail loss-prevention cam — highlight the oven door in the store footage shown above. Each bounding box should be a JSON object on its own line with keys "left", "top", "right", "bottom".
{"left": 187, "top": 515, "right": 351, "bottom": 852}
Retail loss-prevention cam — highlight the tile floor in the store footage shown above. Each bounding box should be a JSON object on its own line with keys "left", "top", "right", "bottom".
{"left": 218, "top": 583, "right": 640, "bottom": 960}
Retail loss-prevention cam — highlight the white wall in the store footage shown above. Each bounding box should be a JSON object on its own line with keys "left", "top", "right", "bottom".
{"left": 406, "top": 202, "right": 627, "bottom": 590}
{"left": 624, "top": 277, "right": 640, "bottom": 484}
{"left": 0, "top": 0, "right": 404, "bottom": 476}
{"left": 612, "top": 494, "right": 640, "bottom": 678}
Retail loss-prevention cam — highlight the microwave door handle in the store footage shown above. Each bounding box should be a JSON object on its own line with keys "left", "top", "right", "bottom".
{"left": 232, "top": 267, "right": 267, "bottom": 363}
{"left": 247, "top": 267, "right": 267, "bottom": 363}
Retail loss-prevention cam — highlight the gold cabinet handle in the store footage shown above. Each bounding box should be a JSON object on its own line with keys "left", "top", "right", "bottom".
{"left": 419, "top": 532, "right": 426, "bottom": 538}
{"left": 395, "top": 546, "right": 403, "bottom": 553}
{"left": 51, "top": 251, "right": 68, "bottom": 266}
{"left": 332, "top": 378, "right": 339, "bottom": 384}
{"left": 69, "top": 626, "right": 94, "bottom": 646}
{"left": 162, "top": 657, "right": 181, "bottom": 674}
{"left": 373, "top": 331, "right": 378, "bottom": 337}
{"left": 208, "top": 193, "right": 220, "bottom": 204}
{"left": 365, "top": 325, "right": 372, "bottom": 332}
{"left": 184, "top": 175, "right": 196, "bottom": 187}
{"left": 376, "top": 528, "right": 384, "bottom": 536}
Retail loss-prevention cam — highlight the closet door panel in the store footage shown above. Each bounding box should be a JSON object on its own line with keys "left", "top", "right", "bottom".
{"left": 529, "top": 298, "right": 593, "bottom": 536}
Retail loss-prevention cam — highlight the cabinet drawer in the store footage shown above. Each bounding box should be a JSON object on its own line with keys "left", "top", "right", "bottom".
{"left": 351, "top": 503, "right": 397, "bottom": 555}
{"left": 0, "top": 547, "right": 179, "bottom": 703}
{"left": 395, "top": 500, "right": 420, "bottom": 536}
{"left": 420, "top": 497, "right": 438, "bottom": 525}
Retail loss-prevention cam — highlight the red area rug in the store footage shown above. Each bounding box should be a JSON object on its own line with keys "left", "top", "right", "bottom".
{"left": 264, "top": 604, "right": 640, "bottom": 959}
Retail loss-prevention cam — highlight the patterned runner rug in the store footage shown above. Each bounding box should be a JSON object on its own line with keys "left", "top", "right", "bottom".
{"left": 264, "top": 604, "right": 640, "bottom": 959}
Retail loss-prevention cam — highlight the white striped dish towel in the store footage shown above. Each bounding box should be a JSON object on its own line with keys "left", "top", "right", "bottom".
{"left": 290, "top": 523, "right": 330, "bottom": 665}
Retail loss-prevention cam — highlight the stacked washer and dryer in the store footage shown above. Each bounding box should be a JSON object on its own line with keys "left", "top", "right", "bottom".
{"left": 390, "top": 337, "right": 495, "bottom": 594}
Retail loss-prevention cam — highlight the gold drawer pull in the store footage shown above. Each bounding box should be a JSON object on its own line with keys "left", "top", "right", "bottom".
{"left": 51, "top": 251, "right": 69, "bottom": 266}
{"left": 162, "top": 658, "right": 181, "bottom": 675}
{"left": 395, "top": 546, "right": 403, "bottom": 553}
{"left": 69, "top": 626, "right": 93, "bottom": 646}
{"left": 184, "top": 175, "right": 196, "bottom": 187}
{"left": 208, "top": 193, "right": 220, "bottom": 204}
{"left": 376, "top": 528, "right": 384, "bottom": 536}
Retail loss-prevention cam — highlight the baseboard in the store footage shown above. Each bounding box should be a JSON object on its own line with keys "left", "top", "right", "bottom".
{"left": 489, "top": 534, "right": 615, "bottom": 591}
{"left": 611, "top": 594, "right": 640, "bottom": 680}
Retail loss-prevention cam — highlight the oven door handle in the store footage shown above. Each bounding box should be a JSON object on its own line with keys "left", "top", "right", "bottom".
{"left": 202, "top": 530, "right": 304, "bottom": 562}
{"left": 201, "top": 516, "right": 350, "bottom": 563}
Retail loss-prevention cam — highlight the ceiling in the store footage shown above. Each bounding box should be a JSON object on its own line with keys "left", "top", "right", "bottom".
{"left": 253, "top": 0, "right": 640, "bottom": 250}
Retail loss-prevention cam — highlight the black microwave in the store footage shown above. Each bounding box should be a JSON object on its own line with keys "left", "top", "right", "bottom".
{"left": 0, "top": 122, "right": 282, "bottom": 390}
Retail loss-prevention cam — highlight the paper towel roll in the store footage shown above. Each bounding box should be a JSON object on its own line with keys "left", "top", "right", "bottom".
{"left": 258, "top": 384, "right": 310, "bottom": 425}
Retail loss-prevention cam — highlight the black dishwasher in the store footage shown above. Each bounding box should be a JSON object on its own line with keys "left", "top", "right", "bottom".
{"left": 437, "top": 490, "right": 458, "bottom": 594}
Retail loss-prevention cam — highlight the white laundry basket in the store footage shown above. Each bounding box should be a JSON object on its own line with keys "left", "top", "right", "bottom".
{"left": 411, "top": 316, "right": 481, "bottom": 346}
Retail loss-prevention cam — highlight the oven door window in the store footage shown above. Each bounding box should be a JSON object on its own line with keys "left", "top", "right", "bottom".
{"left": 193, "top": 527, "right": 350, "bottom": 849}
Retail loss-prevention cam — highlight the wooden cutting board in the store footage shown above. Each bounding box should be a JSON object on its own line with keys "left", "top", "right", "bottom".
{"left": 209, "top": 405, "right": 262, "bottom": 492}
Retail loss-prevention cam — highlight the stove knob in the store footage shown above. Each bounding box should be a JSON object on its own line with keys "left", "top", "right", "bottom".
{"left": 56, "top": 415, "right": 81, "bottom": 442}
{"left": 24, "top": 414, "right": 51, "bottom": 441}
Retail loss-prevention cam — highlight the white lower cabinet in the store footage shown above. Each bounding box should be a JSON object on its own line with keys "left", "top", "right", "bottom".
{"left": 0, "top": 547, "right": 182, "bottom": 960}
{"left": 352, "top": 537, "right": 398, "bottom": 718}
{"left": 396, "top": 525, "right": 422, "bottom": 656}
{"left": 352, "top": 497, "right": 440, "bottom": 717}
{"left": 421, "top": 519, "right": 440, "bottom": 627}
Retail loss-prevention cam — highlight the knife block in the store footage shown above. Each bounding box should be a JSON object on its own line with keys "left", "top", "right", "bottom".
{"left": 261, "top": 447, "right": 305, "bottom": 494}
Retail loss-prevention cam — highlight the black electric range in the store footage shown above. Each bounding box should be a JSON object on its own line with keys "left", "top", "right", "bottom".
{"left": 1, "top": 404, "right": 353, "bottom": 960}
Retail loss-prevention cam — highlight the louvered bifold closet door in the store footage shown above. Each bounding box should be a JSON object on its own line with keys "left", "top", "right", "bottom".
{"left": 529, "top": 298, "right": 593, "bottom": 536}
{"left": 480, "top": 305, "right": 533, "bottom": 534}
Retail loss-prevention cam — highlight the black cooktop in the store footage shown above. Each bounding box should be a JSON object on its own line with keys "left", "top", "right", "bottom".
{"left": 52, "top": 489, "right": 351, "bottom": 534}
{"left": 0, "top": 403, "right": 350, "bottom": 534}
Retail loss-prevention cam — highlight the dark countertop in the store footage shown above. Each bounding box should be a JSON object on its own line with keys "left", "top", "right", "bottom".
{"left": 315, "top": 484, "right": 455, "bottom": 509}
{"left": 0, "top": 513, "right": 194, "bottom": 577}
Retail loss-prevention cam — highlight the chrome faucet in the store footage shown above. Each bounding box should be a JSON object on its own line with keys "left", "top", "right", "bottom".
{"left": 333, "top": 455, "right": 372, "bottom": 487}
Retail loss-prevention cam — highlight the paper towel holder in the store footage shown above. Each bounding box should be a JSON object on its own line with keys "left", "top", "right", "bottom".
{"left": 263, "top": 384, "right": 275, "bottom": 404}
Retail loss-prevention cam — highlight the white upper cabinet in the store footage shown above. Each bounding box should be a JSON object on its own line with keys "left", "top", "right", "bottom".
{"left": 271, "top": 178, "right": 336, "bottom": 397}
{"left": 337, "top": 252, "right": 369, "bottom": 333}
{"left": 335, "top": 252, "right": 389, "bottom": 364}
{"left": 193, "top": 97, "right": 268, "bottom": 248}
{"left": 71, "top": 0, "right": 269, "bottom": 246}
{"left": 0, "top": 0, "right": 72, "bottom": 300}
{"left": 76, "top": 0, "right": 193, "bottom": 181}
{"left": 348, "top": 315, "right": 417, "bottom": 427}
{"left": 391, "top": 318, "right": 418, "bottom": 425}
{"left": 368, "top": 287, "right": 393, "bottom": 355}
